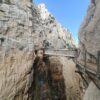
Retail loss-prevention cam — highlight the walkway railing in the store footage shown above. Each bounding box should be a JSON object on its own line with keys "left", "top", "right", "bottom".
{"left": 76, "top": 50, "right": 100, "bottom": 77}
{"left": 76, "top": 48, "right": 100, "bottom": 89}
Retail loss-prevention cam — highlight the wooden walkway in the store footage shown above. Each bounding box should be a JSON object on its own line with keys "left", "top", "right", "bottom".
{"left": 44, "top": 48, "right": 100, "bottom": 89}
{"left": 44, "top": 48, "right": 100, "bottom": 76}
{"left": 76, "top": 61, "right": 100, "bottom": 89}
{"left": 76, "top": 50, "right": 100, "bottom": 89}
{"left": 44, "top": 48, "right": 77, "bottom": 58}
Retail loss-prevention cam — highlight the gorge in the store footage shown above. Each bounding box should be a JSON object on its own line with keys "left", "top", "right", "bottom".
{"left": 0, "top": 0, "right": 100, "bottom": 100}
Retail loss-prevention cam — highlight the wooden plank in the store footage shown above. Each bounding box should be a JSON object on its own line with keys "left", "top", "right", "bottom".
{"left": 45, "top": 49, "right": 76, "bottom": 54}
{"left": 45, "top": 51, "right": 76, "bottom": 54}
{"left": 45, "top": 48, "right": 76, "bottom": 51}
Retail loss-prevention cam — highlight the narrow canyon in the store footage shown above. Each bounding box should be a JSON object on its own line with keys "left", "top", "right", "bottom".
{"left": 0, "top": 0, "right": 100, "bottom": 100}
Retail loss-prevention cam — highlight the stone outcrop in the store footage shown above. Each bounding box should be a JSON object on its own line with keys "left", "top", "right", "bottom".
{"left": 0, "top": 0, "right": 83, "bottom": 100}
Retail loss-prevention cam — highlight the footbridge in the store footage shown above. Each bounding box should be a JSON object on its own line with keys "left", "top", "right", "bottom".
{"left": 44, "top": 48, "right": 77, "bottom": 58}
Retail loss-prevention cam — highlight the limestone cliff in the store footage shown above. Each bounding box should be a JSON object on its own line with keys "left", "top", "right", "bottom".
{"left": 38, "top": 4, "right": 74, "bottom": 49}
{"left": 78, "top": 0, "right": 100, "bottom": 60}
{"left": 0, "top": 0, "right": 43, "bottom": 99}
{"left": 0, "top": 0, "right": 83, "bottom": 100}
{"left": 78, "top": 0, "right": 100, "bottom": 99}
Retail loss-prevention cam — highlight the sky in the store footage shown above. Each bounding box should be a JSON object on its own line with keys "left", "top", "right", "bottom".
{"left": 33, "top": 0, "right": 90, "bottom": 45}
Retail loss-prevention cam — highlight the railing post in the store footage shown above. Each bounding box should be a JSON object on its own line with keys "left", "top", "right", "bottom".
{"left": 97, "top": 51, "right": 100, "bottom": 78}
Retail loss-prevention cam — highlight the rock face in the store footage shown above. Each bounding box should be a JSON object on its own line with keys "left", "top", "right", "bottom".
{"left": 0, "top": 0, "right": 43, "bottom": 99}
{"left": 78, "top": 0, "right": 100, "bottom": 99}
{"left": 59, "top": 57, "right": 84, "bottom": 100}
{"left": 0, "top": 0, "right": 83, "bottom": 100}
{"left": 78, "top": 0, "right": 100, "bottom": 60}
{"left": 38, "top": 4, "right": 74, "bottom": 49}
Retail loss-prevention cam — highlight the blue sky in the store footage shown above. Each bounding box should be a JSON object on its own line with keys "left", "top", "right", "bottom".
{"left": 33, "top": 0, "right": 90, "bottom": 45}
